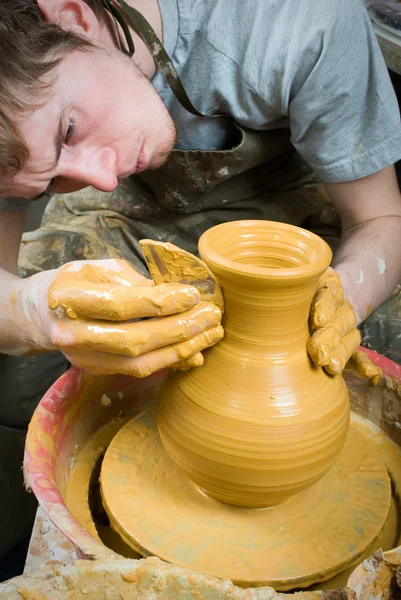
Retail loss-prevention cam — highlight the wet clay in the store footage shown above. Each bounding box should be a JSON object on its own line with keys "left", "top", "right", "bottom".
{"left": 308, "top": 268, "right": 361, "bottom": 376}
{"left": 62, "top": 409, "right": 400, "bottom": 593}
{"left": 158, "top": 221, "right": 350, "bottom": 507}
{"left": 57, "top": 303, "right": 222, "bottom": 360}
{"left": 346, "top": 350, "right": 382, "bottom": 386}
{"left": 47, "top": 258, "right": 224, "bottom": 377}
{"left": 64, "top": 418, "right": 140, "bottom": 558}
{"left": 140, "top": 239, "right": 224, "bottom": 311}
{"left": 0, "top": 557, "right": 335, "bottom": 600}
{"left": 100, "top": 407, "right": 391, "bottom": 590}
{"left": 48, "top": 259, "right": 201, "bottom": 321}
{"left": 139, "top": 239, "right": 381, "bottom": 384}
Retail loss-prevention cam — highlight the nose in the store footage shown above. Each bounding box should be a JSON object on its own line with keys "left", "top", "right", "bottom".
{"left": 58, "top": 146, "right": 119, "bottom": 192}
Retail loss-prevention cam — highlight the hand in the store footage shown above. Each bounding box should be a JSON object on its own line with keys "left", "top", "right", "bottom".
{"left": 307, "top": 268, "right": 381, "bottom": 384}
{"left": 17, "top": 259, "right": 223, "bottom": 377}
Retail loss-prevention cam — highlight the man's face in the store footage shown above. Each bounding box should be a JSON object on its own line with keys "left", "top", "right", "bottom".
{"left": 9, "top": 47, "right": 176, "bottom": 200}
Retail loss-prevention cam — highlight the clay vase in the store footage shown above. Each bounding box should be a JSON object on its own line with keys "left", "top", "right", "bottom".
{"left": 158, "top": 221, "right": 350, "bottom": 508}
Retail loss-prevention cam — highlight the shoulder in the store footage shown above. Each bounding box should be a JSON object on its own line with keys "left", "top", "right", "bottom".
{"left": 178, "top": 0, "right": 374, "bottom": 89}
{"left": 182, "top": 0, "right": 371, "bottom": 48}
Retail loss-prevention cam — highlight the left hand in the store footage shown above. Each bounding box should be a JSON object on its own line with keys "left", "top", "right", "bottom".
{"left": 307, "top": 268, "right": 363, "bottom": 376}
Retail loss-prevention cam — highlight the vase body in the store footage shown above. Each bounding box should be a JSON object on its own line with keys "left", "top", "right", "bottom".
{"left": 158, "top": 221, "right": 350, "bottom": 508}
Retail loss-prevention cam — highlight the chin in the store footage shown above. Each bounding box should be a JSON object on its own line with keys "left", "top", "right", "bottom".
{"left": 142, "top": 117, "right": 176, "bottom": 171}
{"left": 147, "top": 141, "right": 174, "bottom": 171}
{"left": 152, "top": 151, "right": 171, "bottom": 169}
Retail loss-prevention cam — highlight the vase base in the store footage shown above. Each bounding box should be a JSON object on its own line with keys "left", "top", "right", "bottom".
{"left": 100, "top": 407, "right": 392, "bottom": 591}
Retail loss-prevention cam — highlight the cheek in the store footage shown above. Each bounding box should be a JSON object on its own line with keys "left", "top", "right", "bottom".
{"left": 77, "top": 61, "right": 167, "bottom": 148}
{"left": 119, "top": 78, "right": 166, "bottom": 135}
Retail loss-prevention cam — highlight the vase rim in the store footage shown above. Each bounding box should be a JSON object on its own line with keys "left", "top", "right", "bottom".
{"left": 198, "top": 220, "right": 332, "bottom": 279}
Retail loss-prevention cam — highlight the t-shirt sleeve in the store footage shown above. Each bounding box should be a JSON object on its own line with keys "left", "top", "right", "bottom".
{"left": 288, "top": 0, "right": 401, "bottom": 182}
{"left": 0, "top": 198, "right": 30, "bottom": 212}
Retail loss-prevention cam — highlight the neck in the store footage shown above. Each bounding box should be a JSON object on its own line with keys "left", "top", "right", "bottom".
{"left": 100, "top": 0, "right": 163, "bottom": 79}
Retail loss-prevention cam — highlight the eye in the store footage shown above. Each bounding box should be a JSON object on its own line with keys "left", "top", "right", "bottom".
{"left": 64, "top": 120, "right": 75, "bottom": 144}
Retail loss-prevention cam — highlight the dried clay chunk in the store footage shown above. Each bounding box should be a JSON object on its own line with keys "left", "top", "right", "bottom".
{"left": 140, "top": 239, "right": 224, "bottom": 312}
{"left": 0, "top": 556, "right": 326, "bottom": 599}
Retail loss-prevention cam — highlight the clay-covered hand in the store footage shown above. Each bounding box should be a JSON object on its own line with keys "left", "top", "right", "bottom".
{"left": 307, "top": 268, "right": 381, "bottom": 384}
{"left": 18, "top": 259, "right": 223, "bottom": 377}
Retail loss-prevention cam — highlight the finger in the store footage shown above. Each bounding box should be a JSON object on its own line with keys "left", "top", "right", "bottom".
{"left": 173, "top": 353, "right": 204, "bottom": 370}
{"left": 81, "top": 351, "right": 206, "bottom": 374}
{"left": 48, "top": 282, "right": 200, "bottom": 320}
{"left": 64, "top": 325, "right": 224, "bottom": 378}
{"left": 53, "top": 303, "right": 222, "bottom": 357}
{"left": 56, "top": 259, "right": 148, "bottom": 286}
{"left": 345, "top": 350, "right": 382, "bottom": 385}
{"left": 323, "top": 328, "right": 361, "bottom": 376}
{"left": 307, "top": 300, "right": 357, "bottom": 366}
{"left": 310, "top": 270, "right": 344, "bottom": 330}
{"left": 131, "top": 325, "right": 224, "bottom": 377}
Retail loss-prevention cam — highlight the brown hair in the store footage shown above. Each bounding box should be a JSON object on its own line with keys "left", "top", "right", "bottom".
{"left": 0, "top": 0, "right": 108, "bottom": 194}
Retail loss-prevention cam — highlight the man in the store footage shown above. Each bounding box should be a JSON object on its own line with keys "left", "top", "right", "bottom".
{"left": 0, "top": 0, "right": 401, "bottom": 558}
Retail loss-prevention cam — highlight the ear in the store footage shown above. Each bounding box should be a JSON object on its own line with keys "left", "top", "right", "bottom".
{"left": 37, "top": 0, "right": 101, "bottom": 41}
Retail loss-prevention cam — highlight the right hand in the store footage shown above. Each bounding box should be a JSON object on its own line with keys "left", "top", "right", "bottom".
{"left": 308, "top": 268, "right": 381, "bottom": 384}
{"left": 15, "top": 259, "right": 223, "bottom": 377}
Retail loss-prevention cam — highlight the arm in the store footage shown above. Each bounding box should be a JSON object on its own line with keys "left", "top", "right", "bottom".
{"left": 307, "top": 165, "right": 401, "bottom": 380}
{"left": 325, "top": 165, "right": 401, "bottom": 323}
{"left": 0, "top": 209, "right": 32, "bottom": 354}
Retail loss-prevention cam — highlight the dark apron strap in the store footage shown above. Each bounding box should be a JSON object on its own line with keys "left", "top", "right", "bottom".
{"left": 102, "top": 0, "right": 228, "bottom": 120}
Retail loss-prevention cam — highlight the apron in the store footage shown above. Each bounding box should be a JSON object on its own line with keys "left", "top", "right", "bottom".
{"left": 1, "top": 0, "right": 400, "bottom": 555}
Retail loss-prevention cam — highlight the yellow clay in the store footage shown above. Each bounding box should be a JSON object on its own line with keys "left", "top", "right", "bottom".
{"left": 346, "top": 349, "right": 382, "bottom": 385}
{"left": 309, "top": 267, "right": 379, "bottom": 381}
{"left": 308, "top": 299, "right": 358, "bottom": 366}
{"left": 325, "top": 328, "right": 362, "bottom": 376}
{"left": 100, "top": 409, "right": 391, "bottom": 590}
{"left": 158, "top": 221, "right": 350, "bottom": 508}
{"left": 140, "top": 240, "right": 224, "bottom": 311}
{"left": 63, "top": 325, "right": 223, "bottom": 378}
{"left": 310, "top": 268, "right": 344, "bottom": 329}
{"left": 46, "top": 259, "right": 223, "bottom": 377}
{"left": 48, "top": 260, "right": 200, "bottom": 321}
{"left": 54, "top": 302, "right": 221, "bottom": 357}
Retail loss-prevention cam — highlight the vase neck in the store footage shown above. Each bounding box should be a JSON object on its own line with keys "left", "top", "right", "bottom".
{"left": 220, "top": 276, "right": 319, "bottom": 356}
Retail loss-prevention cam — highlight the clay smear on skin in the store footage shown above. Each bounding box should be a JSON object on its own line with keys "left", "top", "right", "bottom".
{"left": 48, "top": 260, "right": 201, "bottom": 321}
{"left": 140, "top": 239, "right": 224, "bottom": 310}
{"left": 308, "top": 269, "right": 361, "bottom": 375}
{"left": 46, "top": 258, "right": 223, "bottom": 376}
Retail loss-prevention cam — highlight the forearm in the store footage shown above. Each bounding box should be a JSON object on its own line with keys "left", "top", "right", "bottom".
{"left": 0, "top": 266, "right": 58, "bottom": 355}
{"left": 0, "top": 268, "right": 32, "bottom": 354}
{"left": 333, "top": 215, "right": 401, "bottom": 323}
{"left": 325, "top": 166, "right": 401, "bottom": 324}
{"left": 0, "top": 209, "right": 50, "bottom": 354}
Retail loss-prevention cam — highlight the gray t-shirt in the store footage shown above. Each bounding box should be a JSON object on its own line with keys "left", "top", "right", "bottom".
{"left": 153, "top": 0, "right": 401, "bottom": 180}
{"left": 1, "top": 0, "right": 401, "bottom": 211}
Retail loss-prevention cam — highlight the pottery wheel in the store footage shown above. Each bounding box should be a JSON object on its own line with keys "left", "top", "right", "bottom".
{"left": 100, "top": 407, "right": 392, "bottom": 590}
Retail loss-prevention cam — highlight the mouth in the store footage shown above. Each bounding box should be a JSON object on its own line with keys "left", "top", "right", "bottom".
{"left": 119, "top": 142, "right": 148, "bottom": 179}
{"left": 135, "top": 142, "right": 148, "bottom": 174}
